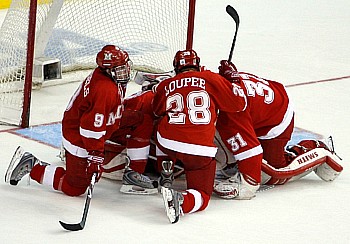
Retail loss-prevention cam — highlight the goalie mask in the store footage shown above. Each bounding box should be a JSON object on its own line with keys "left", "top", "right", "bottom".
{"left": 173, "top": 49, "right": 200, "bottom": 74}
{"left": 96, "top": 45, "right": 132, "bottom": 84}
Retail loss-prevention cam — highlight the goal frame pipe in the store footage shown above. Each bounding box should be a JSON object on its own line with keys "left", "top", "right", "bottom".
{"left": 186, "top": 0, "right": 196, "bottom": 50}
{"left": 21, "top": 0, "right": 38, "bottom": 128}
{"left": 21, "top": 0, "right": 196, "bottom": 128}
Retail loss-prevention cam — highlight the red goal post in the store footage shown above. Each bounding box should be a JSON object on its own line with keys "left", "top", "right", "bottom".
{"left": 0, "top": 0, "right": 196, "bottom": 127}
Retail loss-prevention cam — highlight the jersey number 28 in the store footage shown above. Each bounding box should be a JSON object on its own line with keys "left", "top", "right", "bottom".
{"left": 166, "top": 91, "right": 211, "bottom": 125}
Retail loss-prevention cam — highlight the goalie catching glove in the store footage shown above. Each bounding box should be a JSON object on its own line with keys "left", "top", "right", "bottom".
{"left": 214, "top": 172, "right": 260, "bottom": 200}
{"left": 87, "top": 151, "right": 104, "bottom": 182}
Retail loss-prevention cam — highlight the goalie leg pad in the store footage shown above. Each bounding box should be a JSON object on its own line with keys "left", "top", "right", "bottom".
{"left": 261, "top": 147, "right": 343, "bottom": 184}
{"left": 313, "top": 153, "right": 343, "bottom": 181}
{"left": 287, "top": 139, "right": 343, "bottom": 182}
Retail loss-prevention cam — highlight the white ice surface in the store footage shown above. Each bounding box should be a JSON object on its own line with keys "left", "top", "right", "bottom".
{"left": 0, "top": 0, "right": 350, "bottom": 243}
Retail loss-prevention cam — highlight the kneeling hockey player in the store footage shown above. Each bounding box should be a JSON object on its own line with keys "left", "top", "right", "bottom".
{"left": 5, "top": 45, "right": 131, "bottom": 196}
{"left": 153, "top": 50, "right": 247, "bottom": 223}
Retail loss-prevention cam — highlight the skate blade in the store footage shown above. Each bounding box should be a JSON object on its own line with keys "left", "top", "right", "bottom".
{"left": 5, "top": 146, "right": 25, "bottom": 183}
{"left": 120, "top": 184, "right": 158, "bottom": 195}
{"left": 161, "top": 187, "right": 179, "bottom": 224}
{"left": 257, "top": 184, "right": 275, "bottom": 192}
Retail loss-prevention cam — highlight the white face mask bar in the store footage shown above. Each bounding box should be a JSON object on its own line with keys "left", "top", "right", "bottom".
{"left": 110, "top": 60, "right": 133, "bottom": 84}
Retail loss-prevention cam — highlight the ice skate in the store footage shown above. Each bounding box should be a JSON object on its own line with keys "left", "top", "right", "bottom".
{"left": 159, "top": 161, "right": 174, "bottom": 188}
{"left": 120, "top": 167, "right": 158, "bottom": 194}
{"left": 161, "top": 186, "right": 183, "bottom": 224}
{"left": 5, "top": 146, "right": 41, "bottom": 185}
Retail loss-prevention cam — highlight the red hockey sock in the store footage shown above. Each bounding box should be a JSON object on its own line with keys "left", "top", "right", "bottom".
{"left": 181, "top": 189, "right": 210, "bottom": 214}
{"left": 52, "top": 167, "right": 66, "bottom": 191}
{"left": 29, "top": 164, "right": 46, "bottom": 183}
{"left": 129, "top": 159, "right": 147, "bottom": 173}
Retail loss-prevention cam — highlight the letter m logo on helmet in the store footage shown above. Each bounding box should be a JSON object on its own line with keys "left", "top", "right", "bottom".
{"left": 96, "top": 45, "right": 129, "bottom": 69}
{"left": 96, "top": 45, "right": 132, "bottom": 84}
{"left": 104, "top": 53, "right": 113, "bottom": 61}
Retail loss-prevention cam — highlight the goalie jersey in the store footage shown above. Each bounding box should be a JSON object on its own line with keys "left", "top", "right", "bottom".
{"left": 217, "top": 72, "right": 293, "bottom": 141}
{"left": 216, "top": 72, "right": 293, "bottom": 180}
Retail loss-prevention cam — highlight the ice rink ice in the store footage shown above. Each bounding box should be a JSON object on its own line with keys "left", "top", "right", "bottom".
{"left": 0, "top": 0, "right": 349, "bottom": 243}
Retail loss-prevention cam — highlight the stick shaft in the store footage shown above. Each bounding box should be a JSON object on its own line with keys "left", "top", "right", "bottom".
{"left": 226, "top": 5, "right": 240, "bottom": 62}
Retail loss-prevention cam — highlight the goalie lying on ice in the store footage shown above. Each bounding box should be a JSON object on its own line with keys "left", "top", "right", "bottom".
{"left": 214, "top": 137, "right": 343, "bottom": 199}
{"left": 213, "top": 60, "right": 343, "bottom": 200}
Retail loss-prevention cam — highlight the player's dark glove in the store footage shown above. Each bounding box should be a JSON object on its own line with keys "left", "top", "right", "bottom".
{"left": 87, "top": 151, "right": 104, "bottom": 182}
{"left": 218, "top": 60, "right": 240, "bottom": 82}
{"left": 142, "top": 81, "right": 159, "bottom": 91}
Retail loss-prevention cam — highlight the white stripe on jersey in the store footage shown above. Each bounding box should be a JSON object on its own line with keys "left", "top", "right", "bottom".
{"left": 234, "top": 144, "right": 263, "bottom": 161}
{"left": 62, "top": 136, "right": 88, "bottom": 158}
{"left": 80, "top": 127, "right": 106, "bottom": 139}
{"left": 157, "top": 131, "right": 217, "bottom": 157}
{"left": 258, "top": 98, "right": 294, "bottom": 140}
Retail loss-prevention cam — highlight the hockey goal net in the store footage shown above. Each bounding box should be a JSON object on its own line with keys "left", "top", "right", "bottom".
{"left": 0, "top": 0, "right": 195, "bottom": 127}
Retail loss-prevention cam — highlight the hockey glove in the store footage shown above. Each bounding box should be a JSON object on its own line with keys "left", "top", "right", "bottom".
{"left": 214, "top": 172, "right": 259, "bottom": 200}
{"left": 87, "top": 151, "right": 104, "bottom": 182}
{"left": 218, "top": 60, "right": 240, "bottom": 82}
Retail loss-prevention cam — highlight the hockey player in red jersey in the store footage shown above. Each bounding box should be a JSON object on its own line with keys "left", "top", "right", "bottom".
{"left": 153, "top": 50, "right": 247, "bottom": 223}
{"left": 5, "top": 45, "right": 132, "bottom": 197}
{"left": 107, "top": 89, "right": 159, "bottom": 194}
{"left": 213, "top": 60, "right": 343, "bottom": 199}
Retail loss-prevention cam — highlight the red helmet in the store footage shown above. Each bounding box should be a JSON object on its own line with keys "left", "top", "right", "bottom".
{"left": 96, "top": 45, "right": 132, "bottom": 83}
{"left": 173, "top": 49, "right": 200, "bottom": 74}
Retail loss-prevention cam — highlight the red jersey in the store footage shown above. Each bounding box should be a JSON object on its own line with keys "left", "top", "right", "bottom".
{"left": 62, "top": 68, "right": 124, "bottom": 158}
{"left": 153, "top": 70, "right": 247, "bottom": 157}
{"left": 239, "top": 72, "right": 293, "bottom": 138}
{"left": 217, "top": 72, "right": 293, "bottom": 162}
{"left": 123, "top": 90, "right": 155, "bottom": 120}
{"left": 110, "top": 90, "right": 155, "bottom": 161}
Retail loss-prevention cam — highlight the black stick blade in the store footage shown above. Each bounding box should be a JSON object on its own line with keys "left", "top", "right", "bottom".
{"left": 226, "top": 5, "right": 240, "bottom": 26}
{"left": 59, "top": 220, "right": 84, "bottom": 231}
{"left": 226, "top": 5, "right": 240, "bottom": 62}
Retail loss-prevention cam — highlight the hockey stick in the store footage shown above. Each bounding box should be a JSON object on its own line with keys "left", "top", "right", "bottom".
{"left": 226, "top": 5, "right": 240, "bottom": 62}
{"left": 59, "top": 172, "right": 97, "bottom": 231}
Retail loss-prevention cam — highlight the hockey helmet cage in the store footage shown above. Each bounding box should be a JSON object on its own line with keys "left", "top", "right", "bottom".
{"left": 173, "top": 49, "right": 200, "bottom": 74}
{"left": 96, "top": 45, "right": 132, "bottom": 84}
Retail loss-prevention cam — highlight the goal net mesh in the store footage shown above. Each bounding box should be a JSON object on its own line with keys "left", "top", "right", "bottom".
{"left": 0, "top": 0, "right": 192, "bottom": 126}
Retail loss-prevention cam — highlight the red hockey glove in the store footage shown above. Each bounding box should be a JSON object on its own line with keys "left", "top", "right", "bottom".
{"left": 218, "top": 60, "right": 240, "bottom": 82}
{"left": 87, "top": 151, "right": 104, "bottom": 182}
